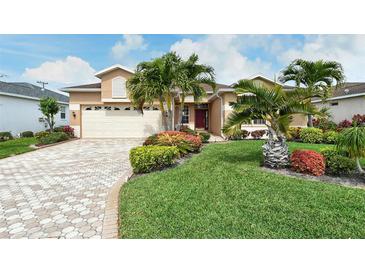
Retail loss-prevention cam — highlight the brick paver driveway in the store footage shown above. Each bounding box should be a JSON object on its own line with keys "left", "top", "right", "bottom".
{"left": 0, "top": 139, "right": 141, "bottom": 239}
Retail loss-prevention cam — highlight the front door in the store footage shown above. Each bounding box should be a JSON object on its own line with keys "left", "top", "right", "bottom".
{"left": 195, "top": 109, "right": 208, "bottom": 130}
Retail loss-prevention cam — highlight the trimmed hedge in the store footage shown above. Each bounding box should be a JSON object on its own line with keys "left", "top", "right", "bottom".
{"left": 21, "top": 131, "right": 34, "bottom": 138}
{"left": 320, "top": 148, "right": 355, "bottom": 175}
{"left": 323, "top": 130, "right": 339, "bottom": 144}
{"left": 37, "top": 132, "right": 69, "bottom": 145}
{"left": 299, "top": 128, "right": 323, "bottom": 143}
{"left": 291, "top": 149, "right": 325, "bottom": 176}
{"left": 0, "top": 132, "right": 13, "bottom": 142}
{"left": 130, "top": 145, "right": 179, "bottom": 173}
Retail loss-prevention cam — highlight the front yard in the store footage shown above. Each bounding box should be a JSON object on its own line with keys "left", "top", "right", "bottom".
{"left": 119, "top": 140, "right": 365, "bottom": 238}
{"left": 0, "top": 137, "right": 37, "bottom": 159}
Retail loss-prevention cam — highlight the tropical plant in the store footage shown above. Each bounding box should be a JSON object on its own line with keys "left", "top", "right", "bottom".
{"left": 175, "top": 54, "right": 216, "bottom": 129}
{"left": 299, "top": 128, "right": 323, "bottom": 143}
{"left": 39, "top": 97, "right": 60, "bottom": 132}
{"left": 127, "top": 52, "right": 182, "bottom": 130}
{"left": 320, "top": 148, "right": 355, "bottom": 175}
{"left": 323, "top": 130, "right": 339, "bottom": 144}
{"left": 336, "top": 125, "right": 365, "bottom": 173}
{"left": 279, "top": 59, "right": 345, "bottom": 127}
{"left": 222, "top": 80, "right": 316, "bottom": 168}
{"left": 291, "top": 150, "right": 325, "bottom": 176}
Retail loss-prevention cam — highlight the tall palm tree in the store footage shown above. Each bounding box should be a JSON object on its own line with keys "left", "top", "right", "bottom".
{"left": 223, "top": 80, "right": 316, "bottom": 168}
{"left": 127, "top": 52, "right": 181, "bottom": 130}
{"left": 279, "top": 59, "right": 345, "bottom": 127}
{"left": 175, "top": 54, "right": 216, "bottom": 129}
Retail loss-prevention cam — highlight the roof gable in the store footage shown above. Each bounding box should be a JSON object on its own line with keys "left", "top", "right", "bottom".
{"left": 94, "top": 64, "right": 135, "bottom": 79}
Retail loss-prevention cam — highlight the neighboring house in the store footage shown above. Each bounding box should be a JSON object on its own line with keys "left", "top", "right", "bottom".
{"left": 61, "top": 64, "right": 307, "bottom": 138}
{"left": 0, "top": 81, "right": 69, "bottom": 136}
{"left": 312, "top": 82, "right": 365, "bottom": 123}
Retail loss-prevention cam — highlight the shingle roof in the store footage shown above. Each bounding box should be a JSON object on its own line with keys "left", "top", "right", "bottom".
{"left": 331, "top": 82, "right": 365, "bottom": 97}
{"left": 63, "top": 82, "right": 229, "bottom": 92}
{"left": 63, "top": 83, "right": 101, "bottom": 89}
{"left": 0, "top": 81, "right": 69, "bottom": 103}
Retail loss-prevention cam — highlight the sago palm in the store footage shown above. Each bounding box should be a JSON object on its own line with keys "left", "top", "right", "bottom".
{"left": 175, "top": 54, "right": 216, "bottom": 129}
{"left": 279, "top": 59, "right": 345, "bottom": 126}
{"left": 337, "top": 125, "right": 365, "bottom": 173}
{"left": 223, "top": 80, "right": 316, "bottom": 168}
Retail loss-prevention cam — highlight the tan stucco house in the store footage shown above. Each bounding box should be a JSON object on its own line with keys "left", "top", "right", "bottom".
{"left": 61, "top": 64, "right": 307, "bottom": 138}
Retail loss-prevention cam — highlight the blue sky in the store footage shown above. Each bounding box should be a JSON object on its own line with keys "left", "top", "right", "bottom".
{"left": 1, "top": 34, "right": 364, "bottom": 91}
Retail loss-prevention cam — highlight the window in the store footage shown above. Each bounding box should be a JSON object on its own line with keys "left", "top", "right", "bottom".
{"left": 112, "top": 77, "right": 126, "bottom": 98}
{"left": 60, "top": 106, "right": 66, "bottom": 119}
{"left": 330, "top": 102, "right": 339, "bottom": 106}
{"left": 182, "top": 105, "right": 189, "bottom": 124}
{"left": 253, "top": 119, "right": 265, "bottom": 125}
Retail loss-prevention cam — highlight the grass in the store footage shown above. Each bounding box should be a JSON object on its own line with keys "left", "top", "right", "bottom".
{"left": 119, "top": 140, "right": 365, "bottom": 239}
{"left": 0, "top": 137, "right": 37, "bottom": 159}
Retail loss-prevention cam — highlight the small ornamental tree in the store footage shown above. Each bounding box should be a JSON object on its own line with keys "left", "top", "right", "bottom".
{"left": 337, "top": 125, "right": 365, "bottom": 173}
{"left": 39, "top": 97, "right": 60, "bottom": 132}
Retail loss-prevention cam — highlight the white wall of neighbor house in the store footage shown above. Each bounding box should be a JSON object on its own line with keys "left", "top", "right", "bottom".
{"left": 0, "top": 94, "right": 69, "bottom": 136}
{"left": 314, "top": 96, "right": 365, "bottom": 123}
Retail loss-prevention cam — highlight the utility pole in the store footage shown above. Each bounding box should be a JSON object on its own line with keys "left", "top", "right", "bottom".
{"left": 37, "top": 81, "right": 48, "bottom": 90}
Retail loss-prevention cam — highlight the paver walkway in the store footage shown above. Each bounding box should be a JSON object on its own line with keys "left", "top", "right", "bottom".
{"left": 0, "top": 139, "right": 141, "bottom": 239}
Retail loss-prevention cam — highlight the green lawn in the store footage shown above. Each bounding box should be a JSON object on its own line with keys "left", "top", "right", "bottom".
{"left": 119, "top": 140, "right": 365, "bottom": 239}
{"left": 0, "top": 137, "right": 37, "bottom": 159}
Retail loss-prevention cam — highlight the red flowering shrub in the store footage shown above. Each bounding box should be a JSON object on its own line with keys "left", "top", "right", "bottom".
{"left": 63, "top": 126, "right": 75, "bottom": 137}
{"left": 337, "top": 119, "right": 352, "bottom": 131}
{"left": 352, "top": 114, "right": 365, "bottom": 125}
{"left": 290, "top": 150, "right": 325, "bottom": 176}
{"left": 143, "top": 130, "right": 202, "bottom": 154}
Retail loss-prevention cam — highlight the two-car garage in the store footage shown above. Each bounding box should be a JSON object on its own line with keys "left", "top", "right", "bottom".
{"left": 81, "top": 105, "right": 163, "bottom": 138}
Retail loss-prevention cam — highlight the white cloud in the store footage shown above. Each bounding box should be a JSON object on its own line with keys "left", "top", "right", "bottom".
{"left": 111, "top": 34, "right": 147, "bottom": 61}
{"left": 170, "top": 35, "right": 274, "bottom": 84}
{"left": 22, "top": 56, "right": 97, "bottom": 85}
{"left": 277, "top": 35, "right": 365, "bottom": 81}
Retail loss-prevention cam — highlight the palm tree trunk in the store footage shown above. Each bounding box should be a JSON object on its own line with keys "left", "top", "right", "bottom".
{"left": 176, "top": 96, "right": 185, "bottom": 131}
{"left": 356, "top": 157, "right": 364, "bottom": 173}
{"left": 262, "top": 127, "right": 289, "bottom": 168}
{"left": 159, "top": 99, "right": 168, "bottom": 131}
{"left": 308, "top": 114, "right": 313, "bottom": 127}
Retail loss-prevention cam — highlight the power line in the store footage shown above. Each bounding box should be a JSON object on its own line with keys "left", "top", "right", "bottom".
{"left": 37, "top": 81, "right": 48, "bottom": 90}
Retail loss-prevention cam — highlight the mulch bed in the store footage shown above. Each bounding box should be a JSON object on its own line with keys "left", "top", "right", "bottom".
{"left": 262, "top": 166, "right": 365, "bottom": 189}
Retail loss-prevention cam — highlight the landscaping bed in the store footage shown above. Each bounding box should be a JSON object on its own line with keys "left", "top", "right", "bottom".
{"left": 119, "top": 140, "right": 365, "bottom": 239}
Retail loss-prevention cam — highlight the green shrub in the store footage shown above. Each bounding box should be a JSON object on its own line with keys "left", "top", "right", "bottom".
{"left": 300, "top": 127, "right": 323, "bottom": 143}
{"left": 320, "top": 147, "right": 355, "bottom": 175}
{"left": 35, "top": 131, "right": 50, "bottom": 139}
{"left": 129, "top": 145, "right": 179, "bottom": 173}
{"left": 0, "top": 132, "right": 13, "bottom": 142}
{"left": 313, "top": 118, "right": 337, "bottom": 131}
{"left": 287, "top": 127, "right": 302, "bottom": 141}
{"left": 241, "top": 130, "right": 250, "bottom": 139}
{"left": 180, "top": 126, "right": 197, "bottom": 136}
{"left": 198, "top": 132, "right": 210, "bottom": 143}
{"left": 323, "top": 130, "right": 339, "bottom": 144}
{"left": 21, "top": 131, "right": 34, "bottom": 138}
{"left": 37, "top": 132, "right": 69, "bottom": 145}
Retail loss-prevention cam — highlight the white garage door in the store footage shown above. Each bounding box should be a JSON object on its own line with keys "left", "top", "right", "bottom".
{"left": 81, "top": 105, "right": 163, "bottom": 138}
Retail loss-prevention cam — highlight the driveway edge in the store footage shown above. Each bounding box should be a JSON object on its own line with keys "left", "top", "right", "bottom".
{"left": 101, "top": 171, "right": 132, "bottom": 239}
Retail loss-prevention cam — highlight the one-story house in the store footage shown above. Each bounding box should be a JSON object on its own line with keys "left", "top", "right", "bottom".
{"left": 61, "top": 64, "right": 307, "bottom": 138}
{"left": 312, "top": 82, "right": 365, "bottom": 123}
{"left": 0, "top": 81, "right": 69, "bottom": 136}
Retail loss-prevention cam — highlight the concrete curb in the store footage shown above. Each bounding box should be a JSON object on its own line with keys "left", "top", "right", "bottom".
{"left": 101, "top": 171, "right": 132, "bottom": 239}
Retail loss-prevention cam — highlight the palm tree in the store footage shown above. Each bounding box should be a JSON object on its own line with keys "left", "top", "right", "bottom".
{"left": 337, "top": 125, "right": 365, "bottom": 173}
{"left": 223, "top": 80, "right": 316, "bottom": 168}
{"left": 175, "top": 54, "right": 216, "bottom": 129}
{"left": 279, "top": 59, "right": 345, "bottom": 127}
{"left": 127, "top": 52, "right": 181, "bottom": 130}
